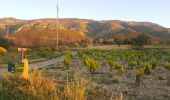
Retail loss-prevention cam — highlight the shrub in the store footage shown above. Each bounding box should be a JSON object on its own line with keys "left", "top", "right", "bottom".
{"left": 114, "top": 63, "right": 124, "bottom": 76}
{"left": 107, "top": 59, "right": 116, "bottom": 69}
{"left": 165, "top": 63, "right": 170, "bottom": 70}
{"left": 83, "top": 56, "right": 100, "bottom": 74}
{"left": 149, "top": 59, "right": 157, "bottom": 69}
{"left": 135, "top": 68, "right": 144, "bottom": 87}
{"left": 131, "top": 34, "right": 150, "bottom": 47}
{"left": 143, "top": 63, "right": 152, "bottom": 75}
{"left": 63, "top": 53, "right": 73, "bottom": 66}
{"left": 0, "top": 37, "right": 13, "bottom": 49}
{"left": 128, "top": 61, "right": 138, "bottom": 68}
{"left": 78, "top": 50, "right": 84, "bottom": 58}
{"left": 37, "top": 47, "right": 52, "bottom": 57}
{"left": 0, "top": 47, "right": 7, "bottom": 56}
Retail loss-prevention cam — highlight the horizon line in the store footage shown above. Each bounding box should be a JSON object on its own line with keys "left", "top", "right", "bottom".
{"left": 0, "top": 16, "right": 169, "bottom": 28}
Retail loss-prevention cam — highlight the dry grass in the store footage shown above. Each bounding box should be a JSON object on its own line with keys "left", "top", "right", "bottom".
{"left": 0, "top": 68, "right": 87, "bottom": 100}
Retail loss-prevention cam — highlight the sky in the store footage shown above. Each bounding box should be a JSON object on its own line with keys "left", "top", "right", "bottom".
{"left": 0, "top": 0, "right": 170, "bottom": 27}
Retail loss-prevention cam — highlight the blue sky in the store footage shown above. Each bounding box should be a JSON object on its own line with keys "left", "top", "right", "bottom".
{"left": 0, "top": 0, "right": 170, "bottom": 27}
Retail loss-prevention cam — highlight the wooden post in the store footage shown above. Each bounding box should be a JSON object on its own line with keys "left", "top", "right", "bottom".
{"left": 18, "top": 48, "right": 27, "bottom": 60}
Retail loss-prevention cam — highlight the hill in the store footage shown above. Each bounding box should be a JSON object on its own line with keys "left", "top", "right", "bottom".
{"left": 0, "top": 17, "right": 170, "bottom": 46}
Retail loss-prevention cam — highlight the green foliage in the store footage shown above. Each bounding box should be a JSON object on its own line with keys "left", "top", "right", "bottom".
{"left": 78, "top": 50, "right": 84, "bottom": 58}
{"left": 165, "top": 63, "right": 170, "bottom": 70}
{"left": 107, "top": 58, "right": 124, "bottom": 75}
{"left": 114, "top": 63, "right": 124, "bottom": 76}
{"left": 128, "top": 61, "right": 138, "bottom": 68}
{"left": 143, "top": 63, "right": 152, "bottom": 75}
{"left": 63, "top": 53, "right": 73, "bottom": 66}
{"left": 149, "top": 59, "right": 157, "bottom": 69}
{"left": 0, "top": 37, "right": 13, "bottom": 49}
{"left": 131, "top": 34, "right": 150, "bottom": 46}
{"left": 107, "top": 59, "right": 116, "bottom": 69}
{"left": 137, "top": 68, "right": 144, "bottom": 75}
{"left": 83, "top": 56, "right": 100, "bottom": 74}
{"left": 37, "top": 47, "right": 52, "bottom": 57}
{"left": 80, "top": 50, "right": 164, "bottom": 76}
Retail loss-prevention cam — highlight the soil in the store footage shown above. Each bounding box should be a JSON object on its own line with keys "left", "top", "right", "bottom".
{"left": 44, "top": 54, "right": 170, "bottom": 100}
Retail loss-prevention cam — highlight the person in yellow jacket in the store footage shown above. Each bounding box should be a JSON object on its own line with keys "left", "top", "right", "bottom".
{"left": 21, "top": 58, "right": 29, "bottom": 79}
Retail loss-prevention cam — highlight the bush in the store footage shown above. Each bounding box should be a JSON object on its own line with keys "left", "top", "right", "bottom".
{"left": 114, "top": 63, "right": 124, "bottom": 76}
{"left": 37, "top": 47, "right": 52, "bottom": 58}
{"left": 78, "top": 50, "right": 85, "bottom": 58}
{"left": 149, "top": 59, "right": 157, "bottom": 69}
{"left": 165, "top": 63, "right": 170, "bottom": 70}
{"left": 143, "top": 63, "right": 152, "bottom": 75}
{"left": 128, "top": 61, "right": 138, "bottom": 68}
{"left": 0, "top": 47, "right": 7, "bottom": 56}
{"left": 63, "top": 53, "right": 73, "bottom": 66}
{"left": 83, "top": 56, "right": 100, "bottom": 74}
{"left": 131, "top": 34, "right": 150, "bottom": 47}
{"left": 0, "top": 37, "right": 13, "bottom": 49}
{"left": 107, "top": 59, "right": 116, "bottom": 69}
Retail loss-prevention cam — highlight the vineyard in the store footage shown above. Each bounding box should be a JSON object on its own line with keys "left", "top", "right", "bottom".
{"left": 43, "top": 49, "right": 170, "bottom": 100}
{"left": 1, "top": 49, "right": 170, "bottom": 100}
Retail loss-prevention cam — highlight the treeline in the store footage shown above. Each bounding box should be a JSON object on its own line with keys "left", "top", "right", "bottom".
{"left": 94, "top": 34, "right": 151, "bottom": 46}
{"left": 0, "top": 35, "right": 93, "bottom": 50}
{"left": 0, "top": 34, "right": 165, "bottom": 50}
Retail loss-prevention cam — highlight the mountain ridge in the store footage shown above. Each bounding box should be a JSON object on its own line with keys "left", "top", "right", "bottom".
{"left": 0, "top": 17, "right": 170, "bottom": 46}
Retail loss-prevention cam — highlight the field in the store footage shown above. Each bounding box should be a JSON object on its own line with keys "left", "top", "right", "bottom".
{"left": 45, "top": 49, "right": 170, "bottom": 100}
{"left": 1, "top": 47, "right": 170, "bottom": 100}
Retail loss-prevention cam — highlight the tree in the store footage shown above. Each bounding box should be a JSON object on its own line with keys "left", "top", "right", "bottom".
{"left": 122, "top": 38, "right": 131, "bottom": 44}
{"left": 131, "top": 34, "right": 150, "bottom": 47}
{"left": 114, "top": 37, "right": 122, "bottom": 47}
{"left": 0, "top": 37, "right": 12, "bottom": 49}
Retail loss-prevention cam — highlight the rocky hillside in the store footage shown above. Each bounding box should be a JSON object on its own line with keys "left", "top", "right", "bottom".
{"left": 0, "top": 17, "right": 170, "bottom": 46}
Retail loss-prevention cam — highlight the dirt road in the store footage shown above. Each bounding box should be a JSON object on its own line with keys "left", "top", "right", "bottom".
{"left": 29, "top": 55, "right": 64, "bottom": 70}
{"left": 0, "top": 52, "right": 77, "bottom": 75}
{"left": 0, "top": 56, "right": 64, "bottom": 75}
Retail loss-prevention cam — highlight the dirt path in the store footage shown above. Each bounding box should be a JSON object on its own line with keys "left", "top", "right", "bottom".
{"left": 29, "top": 55, "right": 64, "bottom": 70}
{"left": 0, "top": 52, "right": 77, "bottom": 75}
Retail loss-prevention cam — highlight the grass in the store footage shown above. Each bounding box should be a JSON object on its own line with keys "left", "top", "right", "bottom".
{"left": 15, "top": 63, "right": 24, "bottom": 72}
{"left": 145, "top": 44, "right": 170, "bottom": 49}
{"left": 0, "top": 68, "right": 88, "bottom": 100}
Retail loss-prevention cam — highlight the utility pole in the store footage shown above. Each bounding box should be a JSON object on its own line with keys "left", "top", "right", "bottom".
{"left": 126, "top": 22, "right": 128, "bottom": 40}
{"left": 56, "top": 4, "right": 59, "bottom": 50}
